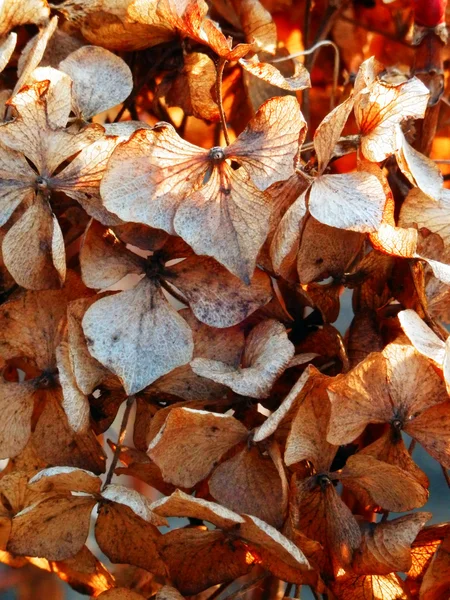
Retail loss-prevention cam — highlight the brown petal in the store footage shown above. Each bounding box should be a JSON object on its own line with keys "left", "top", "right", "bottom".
{"left": 340, "top": 454, "right": 429, "bottom": 512}
{"left": 405, "top": 401, "right": 450, "bottom": 469}
{"left": 32, "top": 390, "right": 106, "bottom": 474}
{"left": 297, "top": 217, "right": 363, "bottom": 284}
{"left": 7, "top": 495, "right": 95, "bottom": 561}
{"left": 292, "top": 477, "right": 361, "bottom": 571}
{"left": 60, "top": 46, "right": 132, "bottom": 120}
{"left": 285, "top": 375, "right": 337, "bottom": 472}
{"left": 28, "top": 466, "right": 101, "bottom": 495}
{"left": 101, "top": 484, "right": 166, "bottom": 525}
{"left": 327, "top": 353, "right": 392, "bottom": 445}
{"left": 95, "top": 501, "right": 167, "bottom": 576}
{"left": 192, "top": 319, "right": 294, "bottom": 399}
{"left": 82, "top": 279, "right": 194, "bottom": 395}
{"left": 228, "top": 95, "right": 306, "bottom": 190}
{"left": 174, "top": 163, "right": 271, "bottom": 282}
{"left": 352, "top": 513, "right": 431, "bottom": 575}
{"left": 98, "top": 589, "right": 146, "bottom": 600}
{"left": 237, "top": 513, "right": 311, "bottom": 579}
{"left": 314, "top": 96, "right": 355, "bottom": 174}
{"left": 56, "top": 341, "right": 90, "bottom": 434}
{"left": 50, "top": 545, "right": 114, "bottom": 597}
{"left": 0, "top": 380, "right": 34, "bottom": 458}
{"left": 148, "top": 408, "right": 248, "bottom": 487}
{"left": 101, "top": 125, "right": 207, "bottom": 234}
{"left": 330, "top": 573, "right": 410, "bottom": 600}
{"left": 2, "top": 199, "right": 66, "bottom": 290}
{"left": 309, "top": 172, "right": 386, "bottom": 233}
{"left": 270, "top": 188, "right": 309, "bottom": 278}
{"left": 166, "top": 256, "right": 272, "bottom": 327}
{"left": 239, "top": 57, "right": 310, "bottom": 94}
{"left": 152, "top": 490, "right": 243, "bottom": 528}
{"left": 157, "top": 528, "right": 252, "bottom": 595}
{"left": 359, "top": 430, "right": 429, "bottom": 489}
{"left": 67, "top": 296, "right": 113, "bottom": 396}
{"left": 420, "top": 533, "right": 450, "bottom": 600}
{"left": 383, "top": 341, "right": 448, "bottom": 417}
{"left": 253, "top": 365, "right": 316, "bottom": 443}
{"left": 13, "top": 17, "right": 59, "bottom": 99}
{"left": 407, "top": 523, "right": 450, "bottom": 583}
{"left": 209, "top": 445, "right": 284, "bottom": 527}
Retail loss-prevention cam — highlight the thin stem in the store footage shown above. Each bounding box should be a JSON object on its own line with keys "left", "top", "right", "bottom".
{"left": 215, "top": 58, "right": 230, "bottom": 146}
{"left": 160, "top": 279, "right": 189, "bottom": 307}
{"left": 102, "top": 395, "right": 135, "bottom": 491}
{"left": 309, "top": 586, "right": 320, "bottom": 600}
{"left": 408, "top": 438, "right": 417, "bottom": 455}
{"left": 272, "top": 40, "right": 340, "bottom": 109}
{"left": 442, "top": 465, "right": 450, "bottom": 489}
{"left": 336, "top": 331, "right": 350, "bottom": 373}
{"left": 208, "top": 582, "right": 232, "bottom": 600}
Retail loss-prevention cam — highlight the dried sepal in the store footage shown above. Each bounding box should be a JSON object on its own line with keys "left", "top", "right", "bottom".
{"left": 28, "top": 466, "right": 101, "bottom": 495}
{"left": 239, "top": 56, "right": 311, "bottom": 93}
{"left": 352, "top": 513, "right": 432, "bottom": 575}
{"left": 191, "top": 320, "right": 294, "bottom": 398}
{"left": 0, "top": 380, "right": 34, "bottom": 459}
{"left": 0, "top": 32, "right": 16, "bottom": 73}
{"left": 330, "top": 572, "right": 410, "bottom": 600}
{"left": 148, "top": 408, "right": 248, "bottom": 487}
{"left": 82, "top": 279, "right": 194, "bottom": 395}
{"left": 7, "top": 495, "right": 96, "bottom": 561}
{"left": 209, "top": 444, "right": 285, "bottom": 527}
{"left": 59, "top": 46, "right": 133, "bottom": 120}
{"left": 0, "top": 0, "right": 49, "bottom": 36}
{"left": 314, "top": 96, "right": 355, "bottom": 175}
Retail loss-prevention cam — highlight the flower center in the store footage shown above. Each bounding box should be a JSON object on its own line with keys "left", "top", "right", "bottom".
{"left": 316, "top": 473, "right": 332, "bottom": 490}
{"left": 208, "top": 146, "right": 225, "bottom": 163}
{"left": 36, "top": 176, "right": 48, "bottom": 191}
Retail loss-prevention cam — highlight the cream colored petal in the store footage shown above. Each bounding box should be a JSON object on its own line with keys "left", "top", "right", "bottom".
{"left": 174, "top": 164, "right": 271, "bottom": 283}
{"left": 60, "top": 46, "right": 133, "bottom": 119}
{"left": 101, "top": 125, "right": 207, "bottom": 233}
{"left": 309, "top": 172, "right": 386, "bottom": 233}
{"left": 228, "top": 95, "right": 306, "bottom": 190}
{"left": 82, "top": 278, "right": 194, "bottom": 395}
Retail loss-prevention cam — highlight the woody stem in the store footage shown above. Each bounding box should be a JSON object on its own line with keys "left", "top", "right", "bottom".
{"left": 102, "top": 395, "right": 135, "bottom": 491}
{"left": 215, "top": 58, "right": 231, "bottom": 146}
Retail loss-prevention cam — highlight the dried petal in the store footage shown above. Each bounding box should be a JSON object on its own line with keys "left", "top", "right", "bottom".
{"left": 192, "top": 320, "right": 294, "bottom": 398}
{"left": 56, "top": 342, "right": 90, "bottom": 434}
{"left": 174, "top": 164, "right": 271, "bottom": 282}
{"left": 314, "top": 96, "right": 355, "bottom": 174}
{"left": 148, "top": 408, "right": 248, "bottom": 487}
{"left": 60, "top": 46, "right": 133, "bottom": 120}
{"left": 2, "top": 199, "right": 66, "bottom": 290}
{"left": 28, "top": 466, "right": 101, "bottom": 495}
{"left": 209, "top": 445, "right": 284, "bottom": 527}
{"left": 308, "top": 172, "right": 386, "bottom": 233}
{"left": 0, "top": 32, "right": 16, "bottom": 73}
{"left": 151, "top": 490, "right": 244, "bottom": 529}
{"left": 82, "top": 279, "right": 194, "bottom": 395}
{"left": 166, "top": 256, "right": 272, "bottom": 327}
{"left": 398, "top": 310, "right": 445, "bottom": 365}
{"left": 7, "top": 496, "right": 96, "bottom": 561}
{"left": 0, "top": 380, "right": 34, "bottom": 459}
{"left": 157, "top": 528, "right": 251, "bottom": 595}
{"left": 353, "top": 513, "right": 431, "bottom": 575}
{"left": 340, "top": 455, "right": 429, "bottom": 512}
{"left": 239, "top": 57, "right": 311, "bottom": 93}
{"left": 95, "top": 501, "right": 167, "bottom": 576}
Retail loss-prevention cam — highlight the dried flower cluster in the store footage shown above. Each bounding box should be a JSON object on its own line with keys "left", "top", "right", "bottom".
{"left": 0, "top": 0, "right": 449, "bottom": 599}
